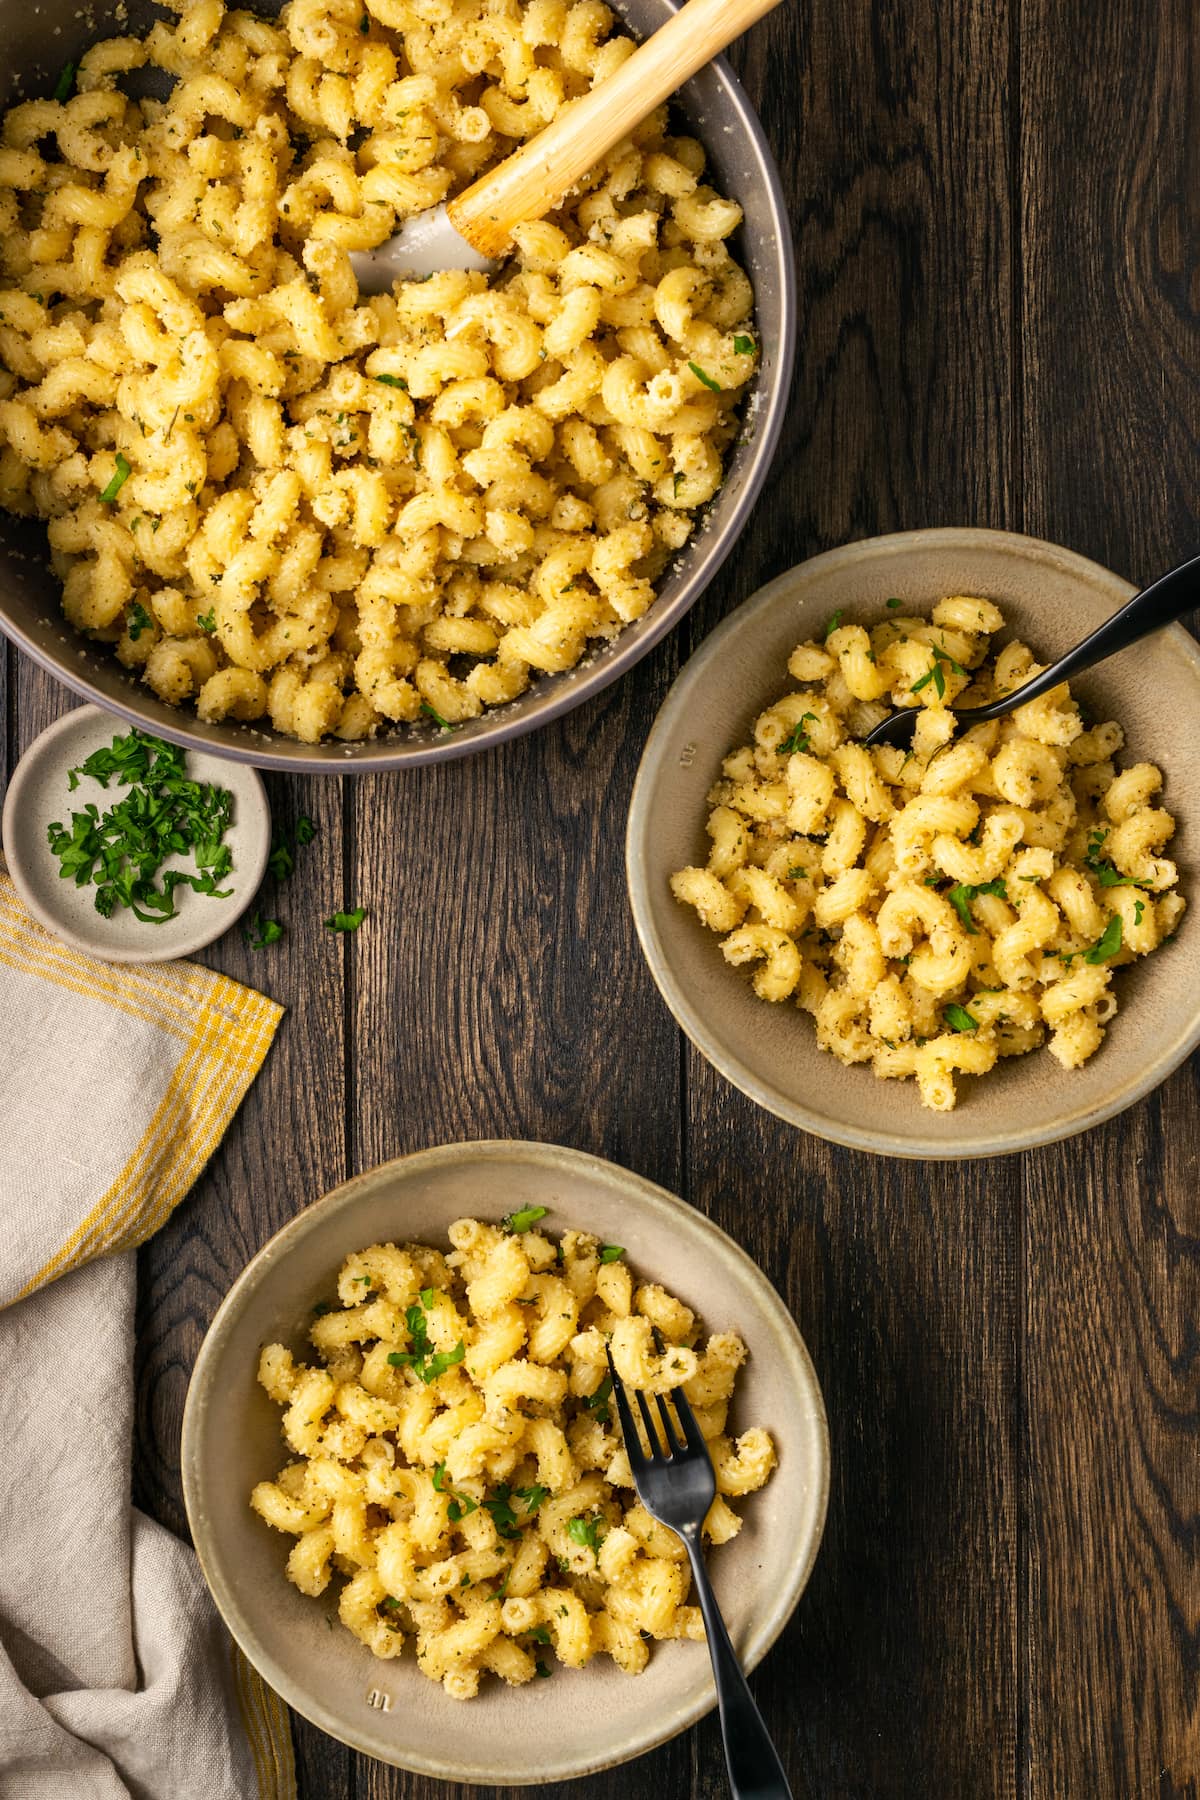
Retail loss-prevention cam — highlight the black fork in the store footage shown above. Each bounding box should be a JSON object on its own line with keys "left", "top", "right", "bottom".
{"left": 606, "top": 1348, "right": 794, "bottom": 1800}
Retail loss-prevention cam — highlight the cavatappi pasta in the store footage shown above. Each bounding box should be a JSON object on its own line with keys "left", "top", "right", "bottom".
{"left": 670, "top": 597, "right": 1186, "bottom": 1111}
{"left": 250, "top": 1214, "right": 775, "bottom": 1695}
{"left": 0, "top": 0, "right": 757, "bottom": 743}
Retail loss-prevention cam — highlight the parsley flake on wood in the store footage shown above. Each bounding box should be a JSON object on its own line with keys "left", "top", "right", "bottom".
{"left": 268, "top": 836, "right": 294, "bottom": 882}
{"left": 46, "top": 729, "right": 234, "bottom": 923}
{"left": 295, "top": 815, "right": 316, "bottom": 845}
{"left": 325, "top": 906, "right": 366, "bottom": 932}
{"left": 245, "top": 913, "right": 283, "bottom": 948}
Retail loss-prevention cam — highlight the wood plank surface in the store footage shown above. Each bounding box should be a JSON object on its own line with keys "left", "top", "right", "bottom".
{"left": 683, "top": 3, "right": 1019, "bottom": 1796}
{"left": 3, "top": 0, "right": 1198, "bottom": 1796}
{"left": 1019, "top": 1, "right": 1200, "bottom": 1793}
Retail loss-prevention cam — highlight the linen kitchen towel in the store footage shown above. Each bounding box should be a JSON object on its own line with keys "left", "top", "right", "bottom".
{"left": 0, "top": 872, "right": 294, "bottom": 1800}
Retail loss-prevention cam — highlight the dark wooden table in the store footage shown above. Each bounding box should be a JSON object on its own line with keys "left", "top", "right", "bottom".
{"left": 7, "top": 0, "right": 1199, "bottom": 1793}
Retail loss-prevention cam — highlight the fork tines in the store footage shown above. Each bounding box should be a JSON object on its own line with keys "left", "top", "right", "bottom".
{"left": 605, "top": 1344, "right": 704, "bottom": 1464}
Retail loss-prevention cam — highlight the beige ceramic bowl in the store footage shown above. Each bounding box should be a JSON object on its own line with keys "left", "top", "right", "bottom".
{"left": 181, "top": 1140, "right": 829, "bottom": 1782}
{"left": 626, "top": 528, "right": 1200, "bottom": 1159}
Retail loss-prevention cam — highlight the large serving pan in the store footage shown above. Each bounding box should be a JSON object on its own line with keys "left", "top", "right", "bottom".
{"left": 0, "top": 0, "right": 795, "bottom": 770}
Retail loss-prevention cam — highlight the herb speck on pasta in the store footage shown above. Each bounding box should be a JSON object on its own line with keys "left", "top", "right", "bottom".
{"left": 250, "top": 1216, "right": 776, "bottom": 1695}
{"left": 670, "top": 596, "right": 1186, "bottom": 1110}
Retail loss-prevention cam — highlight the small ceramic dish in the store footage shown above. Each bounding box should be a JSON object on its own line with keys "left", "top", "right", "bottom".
{"left": 181, "top": 1140, "right": 829, "bottom": 1784}
{"left": 626, "top": 528, "right": 1200, "bottom": 1159}
{"left": 2, "top": 705, "right": 270, "bottom": 963}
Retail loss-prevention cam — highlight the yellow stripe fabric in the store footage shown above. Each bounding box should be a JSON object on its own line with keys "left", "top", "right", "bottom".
{"left": 0, "top": 872, "right": 284, "bottom": 1303}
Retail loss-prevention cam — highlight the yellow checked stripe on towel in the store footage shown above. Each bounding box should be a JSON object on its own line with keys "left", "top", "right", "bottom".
{"left": 0, "top": 871, "right": 283, "bottom": 1305}
{"left": 0, "top": 868, "right": 293, "bottom": 1800}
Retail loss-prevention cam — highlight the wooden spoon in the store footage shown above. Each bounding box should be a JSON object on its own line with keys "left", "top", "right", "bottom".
{"left": 349, "top": 0, "right": 785, "bottom": 291}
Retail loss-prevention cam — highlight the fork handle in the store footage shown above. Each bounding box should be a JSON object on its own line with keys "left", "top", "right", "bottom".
{"left": 683, "top": 1527, "right": 794, "bottom": 1799}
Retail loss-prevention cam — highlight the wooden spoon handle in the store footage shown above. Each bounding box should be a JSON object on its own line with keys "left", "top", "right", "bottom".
{"left": 446, "top": 0, "right": 785, "bottom": 258}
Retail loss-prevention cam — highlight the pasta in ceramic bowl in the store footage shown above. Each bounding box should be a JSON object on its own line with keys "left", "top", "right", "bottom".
{"left": 626, "top": 529, "right": 1200, "bottom": 1158}
{"left": 182, "top": 1141, "right": 828, "bottom": 1780}
{"left": 0, "top": 0, "right": 793, "bottom": 770}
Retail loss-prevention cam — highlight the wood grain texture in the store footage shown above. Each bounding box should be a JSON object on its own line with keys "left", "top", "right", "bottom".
{"left": 2, "top": 0, "right": 1197, "bottom": 1794}
{"left": 1019, "top": 0, "right": 1200, "bottom": 1793}
{"left": 680, "top": 3, "right": 1020, "bottom": 1796}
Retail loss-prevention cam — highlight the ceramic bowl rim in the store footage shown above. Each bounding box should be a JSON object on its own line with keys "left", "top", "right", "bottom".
{"left": 180, "top": 1138, "right": 830, "bottom": 1781}
{"left": 625, "top": 526, "right": 1200, "bottom": 1160}
{"left": 0, "top": 27, "right": 796, "bottom": 775}
{"left": 0, "top": 703, "right": 271, "bottom": 962}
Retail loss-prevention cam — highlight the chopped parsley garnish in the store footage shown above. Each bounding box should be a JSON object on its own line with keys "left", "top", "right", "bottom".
{"left": 53, "top": 62, "right": 77, "bottom": 102}
{"left": 524, "top": 1624, "right": 552, "bottom": 1645}
{"left": 325, "top": 906, "right": 366, "bottom": 932}
{"left": 268, "top": 836, "right": 294, "bottom": 882}
{"left": 1084, "top": 828, "right": 1152, "bottom": 889}
{"left": 566, "top": 1514, "right": 605, "bottom": 1558}
{"left": 1083, "top": 915, "right": 1123, "bottom": 965}
{"left": 584, "top": 1374, "right": 613, "bottom": 1426}
{"left": 420, "top": 700, "right": 454, "bottom": 730}
{"left": 732, "top": 334, "right": 755, "bottom": 355}
{"left": 672, "top": 471, "right": 684, "bottom": 496}
{"left": 374, "top": 372, "right": 407, "bottom": 388}
{"left": 46, "top": 730, "right": 233, "bottom": 923}
{"left": 598, "top": 1244, "right": 625, "bottom": 1264}
{"left": 946, "top": 878, "right": 1007, "bottom": 934}
{"left": 126, "top": 601, "right": 153, "bottom": 641}
{"left": 99, "top": 452, "right": 132, "bottom": 505}
{"left": 535, "top": 1659, "right": 552, "bottom": 1678}
{"left": 515, "top": 1483, "right": 549, "bottom": 1515}
{"left": 911, "top": 660, "right": 946, "bottom": 700}
{"left": 502, "top": 1205, "right": 547, "bottom": 1234}
{"left": 687, "top": 361, "right": 721, "bottom": 392}
{"left": 781, "top": 710, "right": 818, "bottom": 755}
{"left": 482, "top": 1485, "right": 522, "bottom": 1538}
{"left": 886, "top": 597, "right": 903, "bottom": 610}
{"left": 944, "top": 1003, "right": 980, "bottom": 1033}
{"left": 387, "top": 1293, "right": 464, "bottom": 1383}
{"left": 824, "top": 610, "right": 844, "bottom": 639}
{"left": 246, "top": 913, "right": 283, "bottom": 948}
{"left": 295, "top": 815, "right": 316, "bottom": 846}
{"left": 196, "top": 607, "right": 217, "bottom": 633}
{"left": 312, "top": 1299, "right": 332, "bottom": 1316}
{"left": 447, "top": 1495, "right": 478, "bottom": 1523}
{"left": 787, "top": 865, "right": 807, "bottom": 880}
{"left": 1133, "top": 898, "right": 1146, "bottom": 926}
